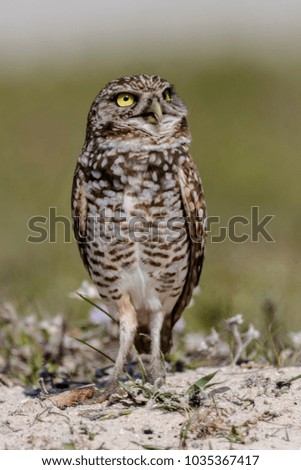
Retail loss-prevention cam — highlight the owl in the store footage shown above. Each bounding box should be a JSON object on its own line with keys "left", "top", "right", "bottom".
{"left": 72, "top": 74, "right": 206, "bottom": 398}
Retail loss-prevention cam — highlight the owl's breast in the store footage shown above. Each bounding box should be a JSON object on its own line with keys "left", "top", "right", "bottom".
{"left": 118, "top": 164, "right": 189, "bottom": 315}
{"left": 83, "top": 147, "right": 190, "bottom": 315}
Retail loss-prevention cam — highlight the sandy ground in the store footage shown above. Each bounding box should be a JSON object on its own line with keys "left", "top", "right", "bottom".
{"left": 1, "top": 366, "right": 301, "bottom": 450}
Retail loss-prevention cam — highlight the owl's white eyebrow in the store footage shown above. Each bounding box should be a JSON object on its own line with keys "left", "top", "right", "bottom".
{"left": 111, "top": 91, "right": 140, "bottom": 97}
{"left": 98, "top": 136, "right": 191, "bottom": 153}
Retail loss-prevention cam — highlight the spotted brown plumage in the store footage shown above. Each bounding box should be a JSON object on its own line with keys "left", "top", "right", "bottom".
{"left": 72, "top": 74, "right": 206, "bottom": 396}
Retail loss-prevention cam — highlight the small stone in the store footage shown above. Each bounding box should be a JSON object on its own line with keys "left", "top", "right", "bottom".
{"left": 143, "top": 428, "right": 153, "bottom": 435}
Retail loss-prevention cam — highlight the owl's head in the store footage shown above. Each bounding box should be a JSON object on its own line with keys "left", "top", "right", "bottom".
{"left": 86, "top": 74, "right": 189, "bottom": 141}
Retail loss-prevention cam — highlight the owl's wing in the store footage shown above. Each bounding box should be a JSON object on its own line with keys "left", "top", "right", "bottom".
{"left": 71, "top": 166, "right": 90, "bottom": 273}
{"left": 160, "top": 157, "right": 206, "bottom": 352}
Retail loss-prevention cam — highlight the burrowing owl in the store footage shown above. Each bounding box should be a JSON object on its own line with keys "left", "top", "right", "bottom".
{"left": 72, "top": 74, "right": 206, "bottom": 396}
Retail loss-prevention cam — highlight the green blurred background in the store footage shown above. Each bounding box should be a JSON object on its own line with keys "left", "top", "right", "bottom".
{"left": 1, "top": 1, "right": 301, "bottom": 333}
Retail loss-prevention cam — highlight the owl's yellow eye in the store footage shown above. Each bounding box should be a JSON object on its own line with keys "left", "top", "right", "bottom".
{"left": 163, "top": 89, "right": 171, "bottom": 102}
{"left": 116, "top": 93, "right": 136, "bottom": 107}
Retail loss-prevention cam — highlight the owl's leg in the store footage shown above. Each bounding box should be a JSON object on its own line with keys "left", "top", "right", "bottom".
{"left": 149, "top": 310, "right": 165, "bottom": 386}
{"left": 105, "top": 293, "right": 138, "bottom": 396}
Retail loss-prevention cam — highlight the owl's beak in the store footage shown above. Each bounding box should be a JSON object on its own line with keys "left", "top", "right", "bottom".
{"left": 145, "top": 98, "right": 163, "bottom": 124}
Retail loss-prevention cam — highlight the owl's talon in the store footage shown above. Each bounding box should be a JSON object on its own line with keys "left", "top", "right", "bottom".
{"left": 154, "top": 377, "right": 164, "bottom": 389}
{"left": 93, "top": 392, "right": 109, "bottom": 404}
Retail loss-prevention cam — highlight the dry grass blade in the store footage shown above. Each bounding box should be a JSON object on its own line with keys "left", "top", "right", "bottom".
{"left": 180, "top": 418, "right": 193, "bottom": 449}
{"left": 97, "top": 411, "right": 132, "bottom": 421}
{"left": 76, "top": 292, "right": 118, "bottom": 324}
{"left": 276, "top": 373, "right": 301, "bottom": 388}
{"left": 132, "top": 345, "right": 147, "bottom": 384}
{"left": 134, "top": 443, "right": 172, "bottom": 450}
{"left": 70, "top": 336, "right": 115, "bottom": 364}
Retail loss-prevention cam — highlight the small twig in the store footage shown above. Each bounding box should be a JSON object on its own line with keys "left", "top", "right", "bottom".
{"left": 39, "top": 377, "right": 49, "bottom": 395}
{"left": 226, "top": 315, "right": 260, "bottom": 365}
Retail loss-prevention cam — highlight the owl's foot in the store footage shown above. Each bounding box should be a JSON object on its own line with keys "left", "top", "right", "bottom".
{"left": 148, "top": 356, "right": 166, "bottom": 387}
{"left": 92, "top": 388, "right": 111, "bottom": 404}
{"left": 92, "top": 378, "right": 125, "bottom": 404}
